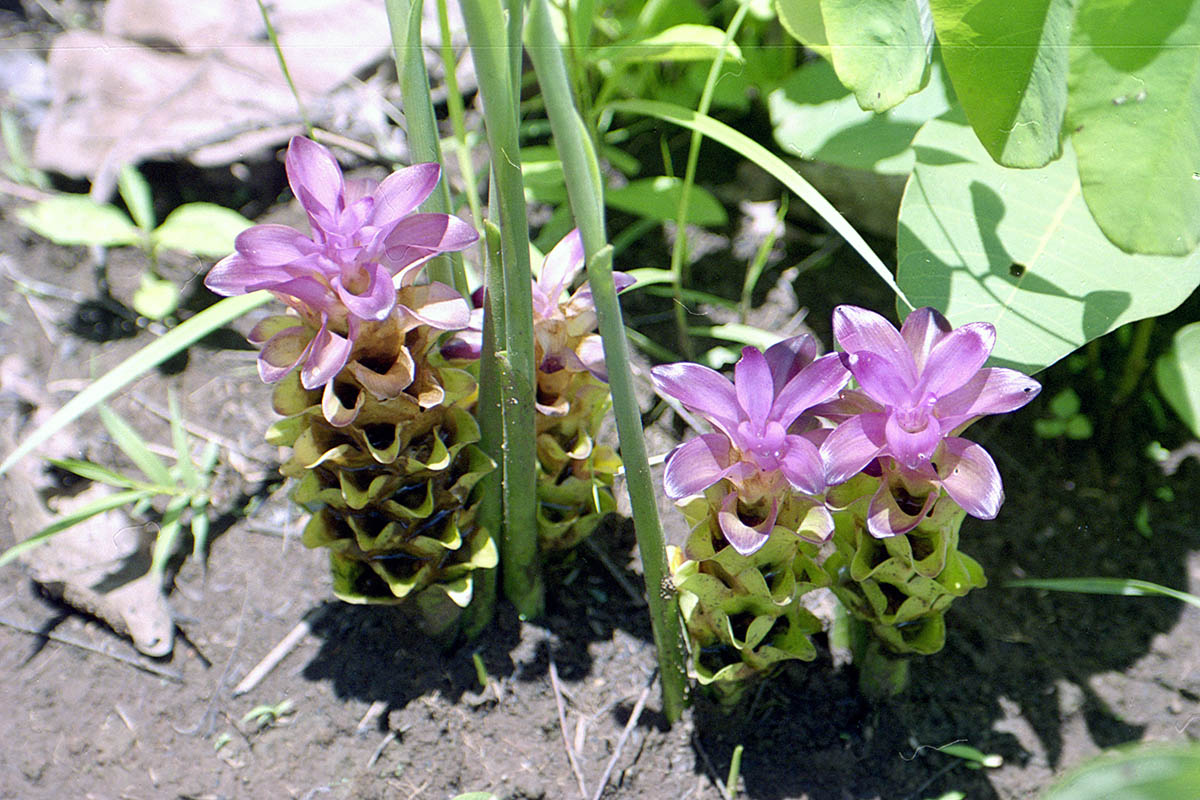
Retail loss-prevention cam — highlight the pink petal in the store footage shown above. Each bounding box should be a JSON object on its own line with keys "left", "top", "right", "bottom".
{"left": 372, "top": 163, "right": 441, "bottom": 225}
{"left": 846, "top": 350, "right": 916, "bottom": 408}
{"left": 234, "top": 224, "right": 319, "bottom": 265}
{"left": 920, "top": 322, "right": 995, "bottom": 398}
{"left": 716, "top": 491, "right": 776, "bottom": 556}
{"left": 286, "top": 136, "right": 345, "bottom": 224}
{"left": 205, "top": 253, "right": 283, "bottom": 296}
{"left": 935, "top": 367, "right": 1041, "bottom": 429}
{"left": 936, "top": 438, "right": 1004, "bottom": 519}
{"left": 734, "top": 346, "right": 773, "bottom": 423}
{"left": 884, "top": 410, "right": 943, "bottom": 469}
{"left": 777, "top": 434, "right": 825, "bottom": 495}
{"left": 651, "top": 362, "right": 741, "bottom": 438}
{"left": 899, "top": 307, "right": 953, "bottom": 375}
{"left": 832, "top": 305, "right": 917, "bottom": 385}
{"left": 538, "top": 229, "right": 584, "bottom": 303}
{"left": 764, "top": 334, "right": 817, "bottom": 394}
{"left": 772, "top": 352, "right": 850, "bottom": 426}
{"left": 270, "top": 276, "right": 339, "bottom": 314}
{"left": 820, "top": 412, "right": 888, "bottom": 485}
{"left": 299, "top": 319, "right": 352, "bottom": 390}
{"left": 576, "top": 334, "right": 608, "bottom": 381}
{"left": 663, "top": 434, "right": 736, "bottom": 499}
{"left": 332, "top": 262, "right": 396, "bottom": 321}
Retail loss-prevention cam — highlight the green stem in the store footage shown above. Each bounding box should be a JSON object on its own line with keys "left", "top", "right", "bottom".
{"left": 436, "top": 0, "right": 485, "bottom": 232}
{"left": 667, "top": 1, "right": 750, "bottom": 359}
{"left": 527, "top": 0, "right": 688, "bottom": 722}
{"left": 1113, "top": 318, "right": 1156, "bottom": 406}
{"left": 384, "top": 0, "right": 469, "bottom": 296}
{"left": 255, "top": 0, "right": 311, "bottom": 137}
{"left": 460, "top": 0, "right": 542, "bottom": 620}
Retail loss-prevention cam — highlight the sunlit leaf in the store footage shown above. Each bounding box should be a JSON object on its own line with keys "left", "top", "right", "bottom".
{"left": 0, "top": 489, "right": 151, "bottom": 568}
{"left": 118, "top": 164, "right": 155, "bottom": 231}
{"left": 607, "top": 176, "right": 727, "bottom": 226}
{"left": 930, "top": 0, "right": 1075, "bottom": 167}
{"left": 1155, "top": 322, "right": 1200, "bottom": 438}
{"left": 15, "top": 196, "right": 141, "bottom": 248}
{"left": 1067, "top": 0, "right": 1200, "bottom": 255}
{"left": 152, "top": 203, "right": 253, "bottom": 257}
{"left": 821, "top": 0, "right": 931, "bottom": 112}
{"left": 775, "top": 0, "right": 830, "bottom": 58}
{"left": 132, "top": 273, "right": 181, "bottom": 320}
{"left": 1041, "top": 744, "right": 1200, "bottom": 800}
{"left": 897, "top": 117, "right": 1200, "bottom": 373}
{"left": 1006, "top": 577, "right": 1200, "bottom": 610}
{"left": 98, "top": 404, "right": 172, "bottom": 486}
{"left": 769, "top": 57, "right": 953, "bottom": 174}
{"left": 592, "top": 24, "right": 743, "bottom": 65}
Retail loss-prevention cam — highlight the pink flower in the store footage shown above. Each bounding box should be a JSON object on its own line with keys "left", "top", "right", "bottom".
{"left": 820, "top": 305, "right": 1040, "bottom": 527}
{"left": 205, "top": 136, "right": 477, "bottom": 389}
{"left": 652, "top": 336, "right": 849, "bottom": 554}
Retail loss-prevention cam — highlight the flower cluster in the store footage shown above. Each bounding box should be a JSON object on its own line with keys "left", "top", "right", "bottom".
{"left": 205, "top": 136, "right": 477, "bottom": 393}
{"left": 654, "top": 305, "right": 1040, "bottom": 551}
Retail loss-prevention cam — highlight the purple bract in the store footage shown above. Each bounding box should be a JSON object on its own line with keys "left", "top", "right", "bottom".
{"left": 205, "top": 136, "right": 477, "bottom": 389}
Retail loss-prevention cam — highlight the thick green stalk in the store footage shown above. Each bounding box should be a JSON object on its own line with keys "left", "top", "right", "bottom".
{"left": 384, "top": 0, "right": 469, "bottom": 296}
{"left": 527, "top": 0, "right": 687, "bottom": 722}
{"left": 460, "top": 0, "right": 542, "bottom": 619}
{"left": 668, "top": 2, "right": 750, "bottom": 358}
{"left": 436, "top": 0, "right": 484, "bottom": 230}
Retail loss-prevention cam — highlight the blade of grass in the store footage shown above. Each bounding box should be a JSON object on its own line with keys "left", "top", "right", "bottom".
{"left": 166, "top": 389, "right": 199, "bottom": 491}
{"left": 607, "top": 99, "right": 913, "bottom": 310}
{"left": 460, "top": 0, "right": 541, "bottom": 619}
{"left": 47, "top": 457, "right": 157, "bottom": 492}
{"left": 255, "top": 0, "right": 312, "bottom": 136}
{"left": 0, "top": 489, "right": 152, "bottom": 567}
{"left": 0, "top": 291, "right": 270, "bottom": 478}
{"left": 384, "top": 0, "right": 469, "bottom": 295}
{"left": 528, "top": 0, "right": 687, "bottom": 721}
{"left": 98, "top": 404, "right": 172, "bottom": 486}
{"left": 740, "top": 196, "right": 788, "bottom": 322}
{"left": 150, "top": 494, "right": 190, "bottom": 580}
{"left": 1006, "top": 577, "right": 1200, "bottom": 610}
{"left": 668, "top": 1, "right": 750, "bottom": 359}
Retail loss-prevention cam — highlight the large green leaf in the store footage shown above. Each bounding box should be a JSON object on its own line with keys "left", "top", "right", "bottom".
{"left": 1067, "top": 0, "right": 1200, "bottom": 256}
{"left": 775, "top": 0, "right": 830, "bottom": 58}
{"left": 897, "top": 117, "right": 1200, "bottom": 373}
{"left": 1155, "top": 321, "right": 1200, "bottom": 438}
{"left": 930, "top": 0, "right": 1076, "bottom": 167}
{"left": 1041, "top": 744, "right": 1200, "bottom": 800}
{"left": 768, "top": 57, "right": 952, "bottom": 174}
{"left": 821, "top": 0, "right": 932, "bottom": 112}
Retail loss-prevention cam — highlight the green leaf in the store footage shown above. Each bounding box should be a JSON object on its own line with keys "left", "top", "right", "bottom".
{"left": 689, "top": 323, "right": 782, "bottom": 350}
{"left": 1067, "top": 0, "right": 1200, "bottom": 255}
{"left": 1042, "top": 744, "right": 1200, "bottom": 800}
{"left": 117, "top": 164, "right": 155, "bottom": 231}
{"left": 775, "top": 0, "right": 830, "bottom": 58}
{"left": 896, "top": 117, "right": 1200, "bottom": 373}
{"left": 1006, "top": 577, "right": 1200, "bottom": 610}
{"left": 98, "top": 404, "right": 172, "bottom": 486}
{"left": 150, "top": 494, "right": 190, "bottom": 578}
{"left": 1155, "top": 321, "right": 1200, "bottom": 437}
{"left": 48, "top": 457, "right": 146, "bottom": 490}
{"left": 1048, "top": 387, "right": 1081, "bottom": 418}
{"left": 592, "top": 24, "right": 743, "bottom": 65}
{"left": 930, "top": 0, "right": 1075, "bottom": 167}
{"left": 768, "top": 57, "right": 953, "bottom": 174}
{"left": 15, "top": 196, "right": 141, "bottom": 248}
{"left": 0, "top": 489, "right": 152, "bottom": 568}
{"left": 151, "top": 203, "right": 253, "bottom": 257}
{"left": 606, "top": 176, "right": 727, "bottom": 226}
{"left": 131, "top": 273, "right": 181, "bottom": 320}
{"left": 0, "top": 292, "right": 271, "bottom": 478}
{"left": 167, "top": 390, "right": 199, "bottom": 492}
{"left": 609, "top": 98, "right": 912, "bottom": 308}
{"left": 821, "top": 0, "right": 931, "bottom": 112}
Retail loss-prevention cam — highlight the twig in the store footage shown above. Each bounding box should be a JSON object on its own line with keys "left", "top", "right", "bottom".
{"left": 583, "top": 538, "right": 646, "bottom": 608}
{"left": 0, "top": 613, "right": 183, "bottom": 682}
{"left": 591, "top": 671, "right": 656, "bottom": 800}
{"left": 366, "top": 729, "right": 397, "bottom": 768}
{"left": 232, "top": 605, "right": 327, "bottom": 697}
{"left": 691, "top": 732, "right": 733, "bottom": 800}
{"left": 550, "top": 657, "right": 589, "bottom": 798}
{"left": 356, "top": 698, "right": 389, "bottom": 736}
